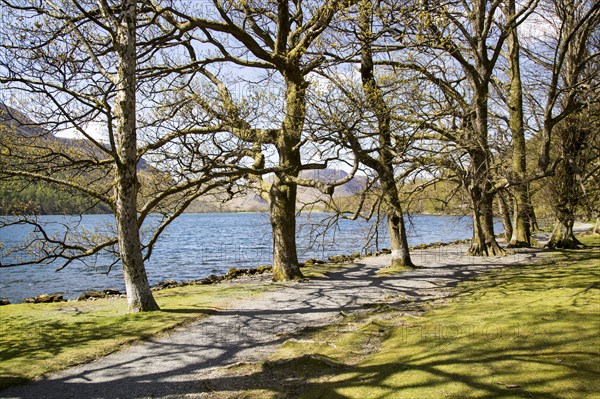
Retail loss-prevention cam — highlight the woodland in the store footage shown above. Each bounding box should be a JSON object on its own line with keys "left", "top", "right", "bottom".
{"left": 0, "top": 0, "right": 598, "bottom": 312}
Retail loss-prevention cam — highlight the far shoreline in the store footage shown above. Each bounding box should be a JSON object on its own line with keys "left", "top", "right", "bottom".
{"left": 2, "top": 216, "right": 590, "bottom": 305}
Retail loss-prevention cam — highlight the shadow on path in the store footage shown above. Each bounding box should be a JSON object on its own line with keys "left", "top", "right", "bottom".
{"left": 0, "top": 244, "right": 548, "bottom": 399}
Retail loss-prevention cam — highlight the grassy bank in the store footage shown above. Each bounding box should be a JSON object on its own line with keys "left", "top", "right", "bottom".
{"left": 0, "top": 281, "right": 270, "bottom": 389}
{"left": 0, "top": 262, "right": 344, "bottom": 391}
{"left": 233, "top": 235, "right": 600, "bottom": 398}
{"left": 2, "top": 238, "right": 598, "bottom": 397}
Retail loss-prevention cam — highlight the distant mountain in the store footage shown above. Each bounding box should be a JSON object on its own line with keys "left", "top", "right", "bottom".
{"left": 1, "top": 103, "right": 368, "bottom": 214}
{"left": 0, "top": 103, "right": 47, "bottom": 137}
{"left": 185, "top": 191, "right": 270, "bottom": 213}
{"left": 0, "top": 103, "right": 153, "bottom": 214}
{"left": 185, "top": 169, "right": 368, "bottom": 213}
{"left": 0, "top": 102, "right": 149, "bottom": 169}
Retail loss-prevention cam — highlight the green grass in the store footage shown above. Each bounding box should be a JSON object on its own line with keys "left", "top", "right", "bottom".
{"left": 2, "top": 238, "right": 599, "bottom": 397}
{"left": 0, "top": 260, "right": 348, "bottom": 391}
{"left": 0, "top": 282, "right": 267, "bottom": 389}
{"left": 257, "top": 234, "right": 600, "bottom": 398}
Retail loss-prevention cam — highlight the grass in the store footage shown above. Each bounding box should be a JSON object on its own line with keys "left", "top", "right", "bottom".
{"left": 242, "top": 234, "right": 600, "bottom": 398}
{"left": 0, "top": 281, "right": 268, "bottom": 390}
{"left": 2, "top": 238, "right": 599, "bottom": 397}
{"left": 0, "top": 260, "right": 347, "bottom": 391}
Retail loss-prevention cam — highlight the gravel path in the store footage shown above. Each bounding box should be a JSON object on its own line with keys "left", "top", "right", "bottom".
{"left": 0, "top": 239, "right": 559, "bottom": 399}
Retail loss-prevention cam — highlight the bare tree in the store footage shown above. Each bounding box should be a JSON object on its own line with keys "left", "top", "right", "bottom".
{"left": 307, "top": 0, "right": 417, "bottom": 267}
{"left": 543, "top": 106, "right": 599, "bottom": 248}
{"left": 375, "top": 0, "right": 543, "bottom": 255}
{"left": 503, "top": 0, "right": 535, "bottom": 247}
{"left": 523, "top": 0, "right": 600, "bottom": 246}
{"left": 0, "top": 0, "right": 255, "bottom": 311}
{"left": 154, "top": 0, "right": 357, "bottom": 280}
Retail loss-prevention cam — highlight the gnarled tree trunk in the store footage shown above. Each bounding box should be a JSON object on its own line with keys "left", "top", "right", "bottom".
{"left": 270, "top": 171, "right": 303, "bottom": 281}
{"left": 469, "top": 186, "right": 505, "bottom": 256}
{"left": 546, "top": 215, "right": 583, "bottom": 249}
{"left": 467, "top": 145, "right": 504, "bottom": 257}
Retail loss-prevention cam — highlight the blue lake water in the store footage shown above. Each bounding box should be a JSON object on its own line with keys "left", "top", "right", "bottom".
{"left": 0, "top": 212, "right": 494, "bottom": 303}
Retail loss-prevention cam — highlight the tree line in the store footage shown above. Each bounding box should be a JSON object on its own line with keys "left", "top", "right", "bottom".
{"left": 0, "top": 0, "right": 598, "bottom": 312}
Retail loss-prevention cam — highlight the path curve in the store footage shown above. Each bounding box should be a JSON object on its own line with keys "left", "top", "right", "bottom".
{"left": 0, "top": 241, "right": 555, "bottom": 399}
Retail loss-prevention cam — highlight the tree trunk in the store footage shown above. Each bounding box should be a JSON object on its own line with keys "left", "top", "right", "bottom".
{"left": 468, "top": 177, "right": 505, "bottom": 256}
{"left": 113, "top": 0, "right": 159, "bottom": 312}
{"left": 463, "top": 1, "right": 504, "bottom": 257}
{"left": 546, "top": 215, "right": 583, "bottom": 249}
{"left": 466, "top": 114, "right": 504, "bottom": 257}
{"left": 269, "top": 72, "right": 306, "bottom": 281}
{"left": 382, "top": 181, "right": 414, "bottom": 268}
{"left": 115, "top": 171, "right": 159, "bottom": 312}
{"left": 529, "top": 196, "right": 540, "bottom": 231}
{"left": 468, "top": 149, "right": 504, "bottom": 256}
{"left": 270, "top": 172, "right": 303, "bottom": 281}
{"left": 506, "top": 0, "right": 532, "bottom": 248}
{"left": 497, "top": 191, "right": 513, "bottom": 242}
{"left": 510, "top": 185, "right": 533, "bottom": 247}
{"left": 387, "top": 211, "right": 414, "bottom": 268}
{"left": 358, "top": 0, "right": 413, "bottom": 269}
{"left": 593, "top": 217, "right": 600, "bottom": 235}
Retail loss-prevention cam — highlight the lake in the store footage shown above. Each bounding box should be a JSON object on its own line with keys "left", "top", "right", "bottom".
{"left": 0, "top": 212, "right": 492, "bottom": 303}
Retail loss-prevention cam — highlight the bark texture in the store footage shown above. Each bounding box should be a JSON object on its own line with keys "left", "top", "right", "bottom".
{"left": 505, "top": 0, "right": 532, "bottom": 248}
{"left": 270, "top": 73, "right": 306, "bottom": 281}
{"left": 466, "top": 97, "right": 504, "bottom": 257}
{"left": 546, "top": 217, "right": 583, "bottom": 249}
{"left": 113, "top": 0, "right": 159, "bottom": 312}
{"left": 497, "top": 191, "right": 513, "bottom": 243}
{"left": 359, "top": 0, "right": 413, "bottom": 268}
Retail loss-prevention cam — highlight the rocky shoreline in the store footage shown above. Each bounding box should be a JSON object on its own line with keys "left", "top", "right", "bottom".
{"left": 0, "top": 238, "right": 473, "bottom": 306}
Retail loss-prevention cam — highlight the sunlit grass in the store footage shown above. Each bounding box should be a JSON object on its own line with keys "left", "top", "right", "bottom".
{"left": 0, "top": 259, "right": 351, "bottom": 390}
{"left": 0, "top": 282, "right": 267, "bottom": 389}
{"left": 263, "top": 234, "right": 600, "bottom": 399}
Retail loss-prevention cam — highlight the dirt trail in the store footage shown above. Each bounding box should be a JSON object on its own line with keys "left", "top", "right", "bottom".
{"left": 0, "top": 237, "right": 564, "bottom": 399}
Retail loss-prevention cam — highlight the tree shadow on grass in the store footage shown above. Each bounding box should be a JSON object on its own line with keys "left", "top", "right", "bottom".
{"left": 0, "top": 306, "right": 219, "bottom": 391}
{"left": 1, "top": 243, "right": 598, "bottom": 398}
{"left": 159, "top": 308, "right": 218, "bottom": 315}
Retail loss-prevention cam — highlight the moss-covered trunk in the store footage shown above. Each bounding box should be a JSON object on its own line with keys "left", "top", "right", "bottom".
{"left": 466, "top": 116, "right": 504, "bottom": 257}
{"left": 113, "top": 0, "right": 159, "bottom": 312}
{"left": 465, "top": 62, "right": 504, "bottom": 257}
{"left": 468, "top": 183, "right": 505, "bottom": 256}
{"left": 546, "top": 215, "right": 583, "bottom": 249}
{"left": 270, "top": 170, "right": 303, "bottom": 281}
{"left": 506, "top": 0, "right": 532, "bottom": 248}
{"left": 497, "top": 191, "right": 513, "bottom": 243}
{"left": 510, "top": 186, "right": 533, "bottom": 247}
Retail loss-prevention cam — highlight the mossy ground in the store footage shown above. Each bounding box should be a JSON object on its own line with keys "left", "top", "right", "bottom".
{"left": 227, "top": 235, "right": 600, "bottom": 398}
